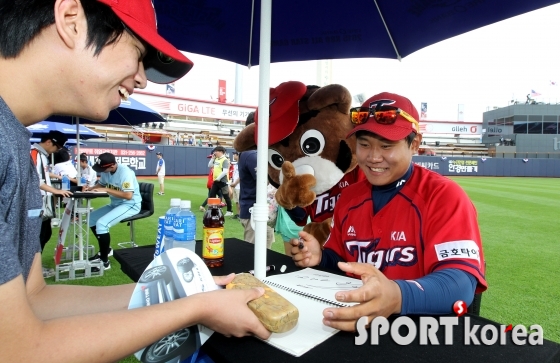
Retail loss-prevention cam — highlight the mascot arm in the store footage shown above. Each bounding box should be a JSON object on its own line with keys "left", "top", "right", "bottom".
{"left": 302, "top": 218, "right": 332, "bottom": 247}
{"left": 275, "top": 161, "right": 316, "bottom": 210}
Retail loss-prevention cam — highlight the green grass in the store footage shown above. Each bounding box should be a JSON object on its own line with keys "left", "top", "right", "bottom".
{"left": 451, "top": 177, "right": 560, "bottom": 343}
{"left": 41, "top": 177, "right": 560, "bottom": 362}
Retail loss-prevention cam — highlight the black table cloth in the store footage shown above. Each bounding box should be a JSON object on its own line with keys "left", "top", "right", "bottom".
{"left": 114, "top": 239, "right": 560, "bottom": 363}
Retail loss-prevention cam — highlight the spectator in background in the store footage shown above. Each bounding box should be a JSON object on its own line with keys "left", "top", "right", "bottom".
{"left": 29, "top": 131, "right": 72, "bottom": 276}
{"left": 77, "top": 153, "right": 97, "bottom": 187}
{"left": 156, "top": 151, "right": 165, "bottom": 195}
{"left": 237, "top": 112, "right": 275, "bottom": 247}
{"left": 202, "top": 150, "right": 225, "bottom": 210}
{"left": 230, "top": 151, "right": 241, "bottom": 219}
{"left": 53, "top": 148, "right": 78, "bottom": 184}
{"left": 200, "top": 146, "right": 233, "bottom": 216}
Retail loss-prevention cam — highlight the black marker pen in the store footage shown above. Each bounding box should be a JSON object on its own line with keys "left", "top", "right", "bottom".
{"left": 247, "top": 265, "right": 275, "bottom": 275}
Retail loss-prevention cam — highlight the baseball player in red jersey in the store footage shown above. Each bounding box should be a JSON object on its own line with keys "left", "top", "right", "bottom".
{"left": 291, "top": 92, "right": 487, "bottom": 332}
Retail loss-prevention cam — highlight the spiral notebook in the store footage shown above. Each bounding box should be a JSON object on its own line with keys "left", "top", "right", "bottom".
{"left": 260, "top": 268, "right": 362, "bottom": 357}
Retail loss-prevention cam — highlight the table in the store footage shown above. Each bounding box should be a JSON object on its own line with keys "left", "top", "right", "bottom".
{"left": 55, "top": 191, "right": 108, "bottom": 281}
{"left": 114, "top": 239, "right": 560, "bottom": 363}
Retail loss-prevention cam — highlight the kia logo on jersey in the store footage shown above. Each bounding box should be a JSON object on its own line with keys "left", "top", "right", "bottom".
{"left": 391, "top": 231, "right": 407, "bottom": 241}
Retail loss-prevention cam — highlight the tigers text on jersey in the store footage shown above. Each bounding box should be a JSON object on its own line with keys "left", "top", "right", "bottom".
{"left": 297, "top": 167, "right": 366, "bottom": 226}
{"left": 324, "top": 164, "right": 487, "bottom": 293}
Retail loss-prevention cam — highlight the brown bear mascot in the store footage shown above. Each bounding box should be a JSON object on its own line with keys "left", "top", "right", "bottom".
{"left": 233, "top": 81, "right": 365, "bottom": 246}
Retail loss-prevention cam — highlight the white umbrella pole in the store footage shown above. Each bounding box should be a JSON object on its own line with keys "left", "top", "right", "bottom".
{"left": 76, "top": 117, "right": 82, "bottom": 179}
{"left": 75, "top": 117, "right": 84, "bottom": 261}
{"left": 253, "top": 0, "right": 272, "bottom": 280}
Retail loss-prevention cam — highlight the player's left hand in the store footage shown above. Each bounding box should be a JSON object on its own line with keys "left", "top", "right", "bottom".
{"left": 322, "top": 262, "right": 402, "bottom": 332}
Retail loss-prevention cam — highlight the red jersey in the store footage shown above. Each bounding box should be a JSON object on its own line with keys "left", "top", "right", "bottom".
{"left": 297, "top": 167, "right": 366, "bottom": 226}
{"left": 324, "top": 164, "right": 487, "bottom": 293}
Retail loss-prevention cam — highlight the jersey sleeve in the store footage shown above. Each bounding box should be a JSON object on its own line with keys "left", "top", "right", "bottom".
{"left": 421, "top": 180, "right": 487, "bottom": 293}
{"left": 120, "top": 169, "right": 136, "bottom": 192}
{"left": 99, "top": 173, "right": 107, "bottom": 187}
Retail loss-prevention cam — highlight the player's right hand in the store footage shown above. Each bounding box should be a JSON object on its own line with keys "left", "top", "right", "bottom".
{"left": 192, "top": 287, "right": 271, "bottom": 340}
{"left": 290, "top": 231, "right": 322, "bottom": 267}
{"left": 54, "top": 189, "right": 72, "bottom": 198}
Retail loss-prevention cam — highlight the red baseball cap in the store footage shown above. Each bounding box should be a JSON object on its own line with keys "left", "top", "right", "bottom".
{"left": 254, "top": 81, "right": 307, "bottom": 145}
{"left": 347, "top": 92, "right": 419, "bottom": 141}
{"left": 97, "top": 0, "right": 193, "bottom": 84}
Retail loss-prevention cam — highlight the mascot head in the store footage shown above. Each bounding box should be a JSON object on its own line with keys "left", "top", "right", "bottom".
{"left": 234, "top": 81, "right": 357, "bottom": 196}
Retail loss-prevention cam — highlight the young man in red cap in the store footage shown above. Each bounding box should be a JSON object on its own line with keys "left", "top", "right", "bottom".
{"left": 291, "top": 92, "right": 487, "bottom": 332}
{"left": 0, "top": 1, "right": 270, "bottom": 362}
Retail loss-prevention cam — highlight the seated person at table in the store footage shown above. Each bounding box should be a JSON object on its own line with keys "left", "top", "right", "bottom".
{"left": 291, "top": 92, "right": 487, "bottom": 332}
{"left": 77, "top": 153, "right": 97, "bottom": 187}
{"left": 85, "top": 152, "right": 141, "bottom": 270}
{"left": 53, "top": 147, "right": 78, "bottom": 185}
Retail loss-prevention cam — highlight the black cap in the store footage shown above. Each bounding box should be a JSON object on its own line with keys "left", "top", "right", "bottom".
{"left": 43, "top": 131, "right": 68, "bottom": 148}
{"left": 156, "top": 152, "right": 163, "bottom": 156}
{"left": 92, "top": 153, "right": 117, "bottom": 172}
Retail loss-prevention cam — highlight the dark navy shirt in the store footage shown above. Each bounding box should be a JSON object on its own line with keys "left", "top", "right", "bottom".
{"left": 238, "top": 150, "right": 258, "bottom": 219}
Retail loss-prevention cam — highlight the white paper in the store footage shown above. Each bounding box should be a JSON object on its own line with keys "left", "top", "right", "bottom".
{"left": 260, "top": 268, "right": 362, "bottom": 357}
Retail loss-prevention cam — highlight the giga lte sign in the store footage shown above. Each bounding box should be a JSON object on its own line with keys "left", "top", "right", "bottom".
{"left": 355, "top": 301, "right": 544, "bottom": 346}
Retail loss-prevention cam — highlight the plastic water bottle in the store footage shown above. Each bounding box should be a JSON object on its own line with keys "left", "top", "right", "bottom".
{"left": 154, "top": 216, "right": 166, "bottom": 258}
{"left": 164, "top": 198, "right": 181, "bottom": 249}
{"left": 172, "top": 200, "right": 196, "bottom": 252}
{"left": 61, "top": 175, "right": 70, "bottom": 191}
{"left": 80, "top": 175, "right": 87, "bottom": 186}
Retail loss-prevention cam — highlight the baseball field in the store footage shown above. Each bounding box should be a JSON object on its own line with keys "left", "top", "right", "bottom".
{"left": 41, "top": 176, "right": 560, "bottom": 362}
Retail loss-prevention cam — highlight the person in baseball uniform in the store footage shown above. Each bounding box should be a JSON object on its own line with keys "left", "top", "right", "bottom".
{"left": 155, "top": 151, "right": 166, "bottom": 195}
{"left": 85, "top": 152, "right": 141, "bottom": 270}
{"left": 291, "top": 92, "right": 487, "bottom": 332}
